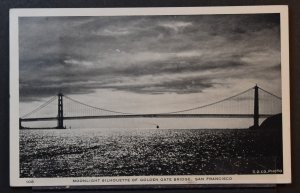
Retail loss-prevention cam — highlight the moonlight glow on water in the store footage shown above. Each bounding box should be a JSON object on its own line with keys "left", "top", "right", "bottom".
{"left": 20, "top": 128, "right": 283, "bottom": 177}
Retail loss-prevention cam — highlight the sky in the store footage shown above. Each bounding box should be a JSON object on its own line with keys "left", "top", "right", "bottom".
{"left": 18, "top": 14, "right": 282, "bottom": 129}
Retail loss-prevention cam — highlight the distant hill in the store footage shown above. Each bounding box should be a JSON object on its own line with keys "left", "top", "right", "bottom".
{"left": 249, "top": 113, "right": 282, "bottom": 130}
{"left": 259, "top": 113, "right": 282, "bottom": 131}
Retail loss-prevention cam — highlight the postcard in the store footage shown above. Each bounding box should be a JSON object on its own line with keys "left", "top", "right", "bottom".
{"left": 10, "top": 6, "right": 291, "bottom": 186}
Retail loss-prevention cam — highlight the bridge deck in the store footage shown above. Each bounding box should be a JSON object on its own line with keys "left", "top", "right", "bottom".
{"left": 20, "top": 114, "right": 274, "bottom": 122}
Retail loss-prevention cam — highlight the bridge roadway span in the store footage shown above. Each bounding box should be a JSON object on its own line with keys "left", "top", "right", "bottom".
{"left": 21, "top": 114, "right": 273, "bottom": 122}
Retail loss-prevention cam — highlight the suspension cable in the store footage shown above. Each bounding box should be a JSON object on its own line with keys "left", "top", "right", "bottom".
{"left": 21, "top": 96, "right": 57, "bottom": 118}
{"left": 64, "top": 95, "right": 134, "bottom": 115}
{"left": 258, "top": 87, "right": 282, "bottom": 100}
{"left": 162, "top": 87, "right": 254, "bottom": 114}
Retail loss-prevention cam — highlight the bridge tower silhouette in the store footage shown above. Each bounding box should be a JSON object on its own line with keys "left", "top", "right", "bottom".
{"left": 254, "top": 85, "right": 259, "bottom": 128}
{"left": 57, "top": 93, "right": 65, "bottom": 129}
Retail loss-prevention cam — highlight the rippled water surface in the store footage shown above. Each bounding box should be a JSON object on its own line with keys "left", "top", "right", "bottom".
{"left": 20, "top": 128, "right": 282, "bottom": 177}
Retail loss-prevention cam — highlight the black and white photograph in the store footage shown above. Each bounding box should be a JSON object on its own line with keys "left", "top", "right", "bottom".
{"left": 9, "top": 6, "right": 291, "bottom": 186}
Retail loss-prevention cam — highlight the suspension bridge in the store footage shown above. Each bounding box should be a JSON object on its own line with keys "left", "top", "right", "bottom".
{"left": 19, "top": 85, "right": 282, "bottom": 129}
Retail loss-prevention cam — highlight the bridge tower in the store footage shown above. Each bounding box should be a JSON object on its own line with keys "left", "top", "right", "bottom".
{"left": 253, "top": 85, "right": 259, "bottom": 128}
{"left": 57, "top": 93, "right": 65, "bottom": 129}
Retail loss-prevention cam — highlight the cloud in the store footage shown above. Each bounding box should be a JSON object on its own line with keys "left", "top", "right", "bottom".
{"left": 103, "top": 76, "right": 216, "bottom": 95}
{"left": 158, "top": 21, "right": 193, "bottom": 32}
{"left": 19, "top": 14, "right": 281, "bottom": 102}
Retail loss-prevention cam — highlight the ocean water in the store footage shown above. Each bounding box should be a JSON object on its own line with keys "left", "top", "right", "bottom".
{"left": 19, "top": 128, "right": 283, "bottom": 177}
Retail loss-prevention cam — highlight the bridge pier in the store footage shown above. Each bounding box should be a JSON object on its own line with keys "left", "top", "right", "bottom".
{"left": 19, "top": 118, "right": 23, "bottom": 129}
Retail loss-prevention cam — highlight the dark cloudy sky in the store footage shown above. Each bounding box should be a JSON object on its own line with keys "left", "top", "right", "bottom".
{"left": 19, "top": 14, "right": 281, "bottom": 126}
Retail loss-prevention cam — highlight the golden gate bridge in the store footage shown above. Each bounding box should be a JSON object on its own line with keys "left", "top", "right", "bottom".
{"left": 19, "top": 85, "right": 282, "bottom": 129}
